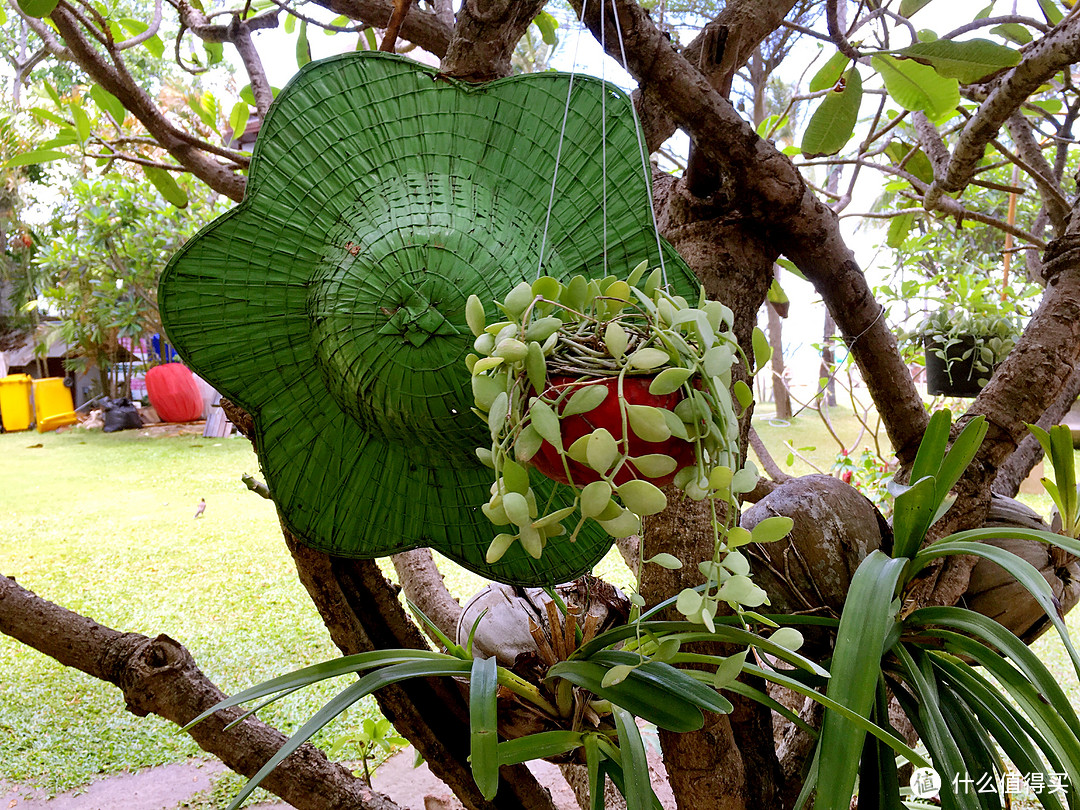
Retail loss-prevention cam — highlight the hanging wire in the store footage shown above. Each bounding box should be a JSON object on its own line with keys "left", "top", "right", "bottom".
{"left": 600, "top": 0, "right": 608, "bottom": 273}
{"left": 536, "top": 0, "right": 590, "bottom": 280}
{"left": 538, "top": 0, "right": 670, "bottom": 288}
{"left": 608, "top": 0, "right": 669, "bottom": 287}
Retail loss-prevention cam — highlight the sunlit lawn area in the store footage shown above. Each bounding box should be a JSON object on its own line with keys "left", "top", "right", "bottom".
{"left": 1, "top": 409, "right": 1077, "bottom": 805}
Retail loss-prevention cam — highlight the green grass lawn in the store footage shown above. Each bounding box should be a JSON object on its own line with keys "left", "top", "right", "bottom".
{"left": 1, "top": 415, "right": 1078, "bottom": 806}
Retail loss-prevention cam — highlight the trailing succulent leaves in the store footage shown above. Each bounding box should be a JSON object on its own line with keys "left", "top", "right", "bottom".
{"left": 467, "top": 263, "right": 762, "bottom": 568}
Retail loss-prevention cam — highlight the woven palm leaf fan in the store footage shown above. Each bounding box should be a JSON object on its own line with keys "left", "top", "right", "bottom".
{"left": 160, "top": 52, "right": 699, "bottom": 585}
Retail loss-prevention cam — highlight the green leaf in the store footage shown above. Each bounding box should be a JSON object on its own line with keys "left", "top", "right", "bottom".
{"left": 529, "top": 400, "right": 561, "bottom": 447}
{"left": 219, "top": 658, "right": 472, "bottom": 809}
{"left": 1038, "top": 0, "right": 1064, "bottom": 25}
{"left": 899, "top": 0, "right": 933, "bottom": 15}
{"left": 814, "top": 552, "right": 907, "bottom": 810}
{"left": 749, "top": 516, "right": 794, "bottom": 543}
{"left": 801, "top": 66, "right": 863, "bottom": 157}
{"left": 296, "top": 20, "right": 311, "bottom": 67}
{"left": 892, "top": 646, "right": 981, "bottom": 810}
{"left": 910, "top": 408, "right": 951, "bottom": 484}
{"left": 602, "top": 663, "right": 635, "bottom": 687}
{"left": 470, "top": 656, "right": 500, "bottom": 800}
{"left": 533, "top": 10, "right": 558, "bottom": 46}
{"left": 886, "top": 212, "right": 916, "bottom": 249}
{"left": 580, "top": 481, "right": 613, "bottom": 518}
{"left": 547, "top": 660, "right": 704, "bottom": 732}
{"left": 69, "top": 103, "right": 90, "bottom": 145}
{"left": 913, "top": 539, "right": 1080, "bottom": 675}
{"left": 564, "top": 385, "right": 608, "bottom": 416}
{"left": 990, "top": 23, "right": 1032, "bottom": 46}
{"left": 586, "top": 428, "right": 619, "bottom": 474}
{"left": 627, "top": 404, "right": 672, "bottom": 442}
{"left": 498, "top": 731, "right": 583, "bottom": 766}
{"left": 713, "top": 650, "right": 747, "bottom": 689}
{"left": 890, "top": 474, "right": 938, "bottom": 559}
{"left": 5, "top": 149, "right": 70, "bottom": 167}
{"left": 89, "top": 85, "right": 126, "bottom": 126}
{"left": 628, "top": 348, "right": 669, "bottom": 370}
{"left": 631, "top": 454, "right": 678, "bottom": 479}
{"left": 751, "top": 327, "right": 771, "bottom": 372}
{"left": 809, "top": 50, "right": 850, "bottom": 93}
{"left": 617, "top": 480, "right": 667, "bottom": 516}
{"left": 644, "top": 552, "right": 682, "bottom": 570}
{"left": 733, "top": 380, "right": 753, "bottom": 410}
{"left": 613, "top": 707, "right": 652, "bottom": 810}
{"left": 936, "top": 415, "right": 988, "bottom": 500}
{"left": 648, "top": 367, "right": 692, "bottom": 395}
{"left": 592, "top": 651, "right": 733, "bottom": 716}
{"left": 284, "top": 10, "right": 296, "bottom": 33}
{"left": 17, "top": 0, "right": 57, "bottom": 17}
{"left": 228, "top": 101, "right": 250, "bottom": 144}
{"left": 871, "top": 54, "right": 959, "bottom": 118}
{"left": 898, "top": 38, "right": 1020, "bottom": 84}
{"left": 142, "top": 166, "right": 189, "bottom": 208}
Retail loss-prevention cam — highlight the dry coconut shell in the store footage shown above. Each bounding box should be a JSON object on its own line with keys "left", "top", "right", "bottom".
{"left": 963, "top": 494, "right": 1080, "bottom": 645}
{"left": 740, "top": 475, "right": 891, "bottom": 616}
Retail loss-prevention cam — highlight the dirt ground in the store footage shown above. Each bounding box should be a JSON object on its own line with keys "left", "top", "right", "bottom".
{"left": 0, "top": 745, "right": 676, "bottom": 810}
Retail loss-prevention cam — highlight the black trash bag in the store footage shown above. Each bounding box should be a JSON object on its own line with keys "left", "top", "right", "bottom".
{"left": 102, "top": 397, "right": 143, "bottom": 433}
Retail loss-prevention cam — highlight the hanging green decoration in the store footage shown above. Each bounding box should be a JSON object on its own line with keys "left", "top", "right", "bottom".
{"left": 159, "top": 52, "right": 698, "bottom": 585}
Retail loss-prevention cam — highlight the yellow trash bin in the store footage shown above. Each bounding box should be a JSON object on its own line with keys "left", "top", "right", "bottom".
{"left": 32, "top": 377, "right": 78, "bottom": 432}
{"left": 0, "top": 374, "right": 33, "bottom": 432}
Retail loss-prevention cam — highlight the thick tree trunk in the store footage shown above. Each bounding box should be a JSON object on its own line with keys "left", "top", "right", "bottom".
{"left": 0, "top": 575, "right": 400, "bottom": 810}
{"left": 219, "top": 399, "right": 557, "bottom": 810}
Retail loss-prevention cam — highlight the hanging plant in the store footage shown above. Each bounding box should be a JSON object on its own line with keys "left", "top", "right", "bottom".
{"left": 467, "top": 261, "right": 769, "bottom": 567}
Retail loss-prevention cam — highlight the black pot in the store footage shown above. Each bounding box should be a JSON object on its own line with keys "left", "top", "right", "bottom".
{"left": 923, "top": 335, "right": 990, "bottom": 398}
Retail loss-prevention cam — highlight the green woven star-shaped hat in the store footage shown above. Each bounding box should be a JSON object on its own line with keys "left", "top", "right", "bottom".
{"left": 160, "top": 52, "right": 698, "bottom": 585}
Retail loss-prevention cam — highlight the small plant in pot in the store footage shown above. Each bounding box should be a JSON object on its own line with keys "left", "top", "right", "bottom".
{"left": 909, "top": 307, "right": 1022, "bottom": 397}
{"left": 465, "top": 261, "right": 770, "bottom": 566}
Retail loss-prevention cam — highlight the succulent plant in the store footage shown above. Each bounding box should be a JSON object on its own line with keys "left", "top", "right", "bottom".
{"left": 466, "top": 262, "right": 769, "bottom": 566}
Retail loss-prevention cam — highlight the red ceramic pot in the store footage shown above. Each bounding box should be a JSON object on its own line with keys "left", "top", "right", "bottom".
{"left": 529, "top": 375, "right": 696, "bottom": 487}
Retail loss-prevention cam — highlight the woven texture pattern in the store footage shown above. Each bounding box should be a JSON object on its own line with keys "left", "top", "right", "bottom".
{"left": 159, "top": 52, "right": 699, "bottom": 585}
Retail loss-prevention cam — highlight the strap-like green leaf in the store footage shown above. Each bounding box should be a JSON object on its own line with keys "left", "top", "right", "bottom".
{"left": 589, "top": 651, "right": 733, "bottom": 715}
{"left": 613, "top": 708, "right": 652, "bottom": 810}
{"left": 907, "top": 607, "right": 1080, "bottom": 741}
{"left": 183, "top": 650, "right": 459, "bottom": 729}
{"left": 917, "top": 627, "right": 1080, "bottom": 795}
{"left": 497, "top": 731, "right": 583, "bottom": 766}
{"left": 913, "top": 540, "right": 1080, "bottom": 674}
{"left": 911, "top": 408, "right": 951, "bottom": 484}
{"left": 546, "top": 660, "right": 704, "bottom": 732}
{"left": 221, "top": 658, "right": 469, "bottom": 809}
{"left": 933, "top": 655, "right": 1070, "bottom": 810}
{"left": 937, "top": 415, "right": 988, "bottom": 501}
{"left": 891, "top": 474, "right": 939, "bottom": 558}
{"left": 814, "top": 551, "right": 907, "bottom": 810}
{"left": 470, "top": 656, "right": 500, "bottom": 800}
{"left": 893, "top": 646, "right": 982, "bottom": 810}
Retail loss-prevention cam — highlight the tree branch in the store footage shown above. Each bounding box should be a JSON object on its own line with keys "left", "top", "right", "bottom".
{"left": 933, "top": 11, "right": 1080, "bottom": 198}
{"left": 0, "top": 575, "right": 401, "bottom": 810}
{"left": 573, "top": 0, "right": 930, "bottom": 465}
{"left": 49, "top": 2, "right": 247, "bottom": 201}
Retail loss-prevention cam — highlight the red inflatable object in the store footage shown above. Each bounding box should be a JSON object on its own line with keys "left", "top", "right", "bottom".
{"left": 146, "top": 363, "right": 204, "bottom": 423}
{"left": 529, "top": 375, "right": 696, "bottom": 487}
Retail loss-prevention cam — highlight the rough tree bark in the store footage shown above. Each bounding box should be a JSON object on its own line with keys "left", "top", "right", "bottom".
{"left": 0, "top": 575, "right": 400, "bottom": 810}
